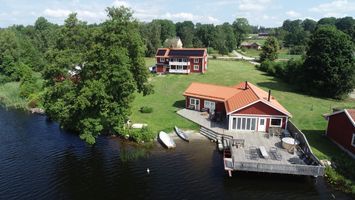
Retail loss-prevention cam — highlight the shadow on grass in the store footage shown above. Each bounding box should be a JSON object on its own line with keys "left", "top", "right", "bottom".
{"left": 172, "top": 100, "right": 185, "bottom": 109}
{"left": 256, "top": 81, "right": 296, "bottom": 93}
{"left": 303, "top": 130, "right": 347, "bottom": 159}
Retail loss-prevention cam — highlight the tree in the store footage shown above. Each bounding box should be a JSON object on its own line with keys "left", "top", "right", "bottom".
{"left": 195, "top": 23, "right": 216, "bottom": 47}
{"left": 152, "top": 19, "right": 176, "bottom": 43}
{"left": 282, "top": 19, "right": 309, "bottom": 47}
{"left": 303, "top": 26, "right": 354, "bottom": 99}
{"left": 43, "top": 7, "right": 153, "bottom": 144}
{"left": 335, "top": 17, "right": 355, "bottom": 42}
{"left": 139, "top": 22, "right": 161, "bottom": 56}
{"left": 232, "top": 18, "right": 251, "bottom": 47}
{"left": 176, "top": 21, "right": 194, "bottom": 47}
{"left": 259, "top": 36, "right": 279, "bottom": 62}
{"left": 317, "top": 17, "right": 337, "bottom": 26}
{"left": 302, "top": 19, "right": 317, "bottom": 32}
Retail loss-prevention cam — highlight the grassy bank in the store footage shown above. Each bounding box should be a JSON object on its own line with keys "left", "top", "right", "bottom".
{"left": 0, "top": 82, "right": 27, "bottom": 109}
{"left": 132, "top": 57, "right": 354, "bottom": 195}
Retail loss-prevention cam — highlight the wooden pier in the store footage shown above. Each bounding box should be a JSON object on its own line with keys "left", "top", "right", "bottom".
{"left": 177, "top": 109, "right": 325, "bottom": 177}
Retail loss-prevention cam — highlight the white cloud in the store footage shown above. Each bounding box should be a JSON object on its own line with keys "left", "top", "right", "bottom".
{"left": 43, "top": 9, "right": 71, "bottom": 18}
{"left": 238, "top": 0, "right": 273, "bottom": 12}
{"left": 310, "top": 0, "right": 355, "bottom": 17}
{"left": 112, "top": 0, "right": 131, "bottom": 8}
{"left": 162, "top": 12, "right": 219, "bottom": 23}
{"left": 286, "top": 10, "right": 301, "bottom": 18}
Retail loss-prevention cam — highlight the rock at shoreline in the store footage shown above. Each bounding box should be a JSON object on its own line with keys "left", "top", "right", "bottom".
{"left": 30, "top": 108, "right": 45, "bottom": 115}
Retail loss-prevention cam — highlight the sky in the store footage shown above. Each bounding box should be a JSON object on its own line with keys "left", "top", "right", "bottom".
{"left": 0, "top": 0, "right": 355, "bottom": 28}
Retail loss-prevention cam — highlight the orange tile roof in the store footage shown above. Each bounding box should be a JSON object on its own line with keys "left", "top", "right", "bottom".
{"left": 183, "top": 81, "right": 292, "bottom": 117}
{"left": 346, "top": 109, "right": 355, "bottom": 123}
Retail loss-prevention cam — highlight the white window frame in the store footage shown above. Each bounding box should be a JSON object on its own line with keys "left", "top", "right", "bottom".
{"left": 160, "top": 57, "right": 165, "bottom": 62}
{"left": 204, "top": 100, "right": 215, "bottom": 112}
{"left": 270, "top": 118, "right": 282, "bottom": 127}
{"left": 173, "top": 58, "right": 178, "bottom": 62}
{"left": 194, "top": 65, "right": 199, "bottom": 70}
{"left": 189, "top": 98, "right": 200, "bottom": 110}
{"left": 177, "top": 65, "right": 183, "bottom": 70}
{"left": 183, "top": 58, "right": 187, "bottom": 62}
{"left": 194, "top": 58, "right": 199, "bottom": 63}
{"left": 231, "top": 116, "right": 257, "bottom": 131}
{"left": 352, "top": 134, "right": 355, "bottom": 147}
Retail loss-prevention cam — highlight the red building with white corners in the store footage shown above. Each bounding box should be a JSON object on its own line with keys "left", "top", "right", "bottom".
{"left": 155, "top": 48, "right": 207, "bottom": 74}
{"left": 324, "top": 109, "right": 355, "bottom": 157}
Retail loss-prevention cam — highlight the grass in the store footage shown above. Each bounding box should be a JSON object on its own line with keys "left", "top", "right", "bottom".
{"left": 133, "top": 57, "right": 355, "bottom": 195}
{"left": 0, "top": 82, "right": 27, "bottom": 109}
{"left": 277, "top": 48, "right": 302, "bottom": 60}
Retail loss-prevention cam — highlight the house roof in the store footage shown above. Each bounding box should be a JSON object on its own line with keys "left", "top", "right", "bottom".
{"left": 183, "top": 81, "right": 292, "bottom": 117}
{"left": 155, "top": 48, "right": 206, "bottom": 57}
{"left": 325, "top": 109, "right": 355, "bottom": 127}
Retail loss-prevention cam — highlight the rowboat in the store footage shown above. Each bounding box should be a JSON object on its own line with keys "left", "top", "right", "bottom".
{"left": 158, "top": 131, "right": 176, "bottom": 149}
{"left": 174, "top": 126, "right": 189, "bottom": 142}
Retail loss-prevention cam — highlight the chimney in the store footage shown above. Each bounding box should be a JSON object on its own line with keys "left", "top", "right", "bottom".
{"left": 268, "top": 90, "right": 271, "bottom": 101}
{"left": 244, "top": 81, "right": 248, "bottom": 90}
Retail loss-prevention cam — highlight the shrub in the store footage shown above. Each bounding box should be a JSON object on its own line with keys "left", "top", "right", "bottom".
{"left": 289, "top": 45, "right": 306, "bottom": 55}
{"left": 140, "top": 106, "right": 153, "bottom": 113}
{"left": 127, "top": 127, "right": 155, "bottom": 143}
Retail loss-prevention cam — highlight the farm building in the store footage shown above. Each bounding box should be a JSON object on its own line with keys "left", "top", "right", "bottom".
{"left": 155, "top": 48, "right": 208, "bottom": 74}
{"left": 241, "top": 42, "right": 262, "bottom": 50}
{"left": 183, "top": 81, "right": 292, "bottom": 133}
{"left": 324, "top": 109, "right": 355, "bottom": 157}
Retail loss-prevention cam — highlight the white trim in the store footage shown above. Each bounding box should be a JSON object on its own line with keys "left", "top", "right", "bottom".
{"left": 258, "top": 117, "right": 266, "bottom": 132}
{"left": 231, "top": 113, "right": 286, "bottom": 118}
{"left": 189, "top": 97, "right": 200, "bottom": 111}
{"left": 229, "top": 116, "right": 257, "bottom": 131}
{"left": 160, "top": 57, "right": 165, "bottom": 62}
{"left": 194, "top": 58, "right": 199, "bottom": 63}
{"left": 194, "top": 65, "right": 199, "bottom": 70}
{"left": 204, "top": 100, "right": 216, "bottom": 112}
{"left": 269, "top": 117, "right": 282, "bottom": 127}
{"left": 325, "top": 109, "right": 355, "bottom": 127}
{"left": 352, "top": 134, "right": 355, "bottom": 147}
{"left": 227, "top": 99, "right": 291, "bottom": 117}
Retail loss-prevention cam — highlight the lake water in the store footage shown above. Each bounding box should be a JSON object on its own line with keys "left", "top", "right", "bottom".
{"left": 0, "top": 107, "right": 351, "bottom": 200}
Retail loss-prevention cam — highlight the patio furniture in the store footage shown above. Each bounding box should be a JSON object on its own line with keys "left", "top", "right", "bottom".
{"left": 249, "top": 146, "right": 259, "bottom": 160}
{"left": 282, "top": 137, "right": 300, "bottom": 152}
{"left": 270, "top": 147, "right": 282, "bottom": 161}
{"left": 259, "top": 146, "right": 269, "bottom": 159}
{"left": 233, "top": 139, "right": 245, "bottom": 148}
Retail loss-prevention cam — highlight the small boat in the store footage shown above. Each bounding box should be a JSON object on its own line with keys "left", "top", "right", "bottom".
{"left": 159, "top": 131, "right": 176, "bottom": 149}
{"left": 174, "top": 126, "right": 189, "bottom": 142}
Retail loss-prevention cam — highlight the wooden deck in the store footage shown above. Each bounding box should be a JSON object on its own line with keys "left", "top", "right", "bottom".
{"left": 177, "top": 109, "right": 325, "bottom": 177}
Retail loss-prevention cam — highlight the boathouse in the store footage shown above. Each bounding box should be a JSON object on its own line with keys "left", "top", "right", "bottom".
{"left": 155, "top": 48, "right": 208, "bottom": 74}
{"left": 183, "top": 81, "right": 292, "bottom": 134}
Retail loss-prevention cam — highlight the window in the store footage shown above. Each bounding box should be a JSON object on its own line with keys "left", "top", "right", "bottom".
{"left": 270, "top": 118, "right": 282, "bottom": 127}
{"left": 183, "top": 66, "right": 187, "bottom": 70}
{"left": 160, "top": 58, "right": 165, "bottom": 62}
{"left": 177, "top": 65, "right": 183, "bottom": 70}
{"left": 232, "top": 117, "right": 257, "bottom": 131}
{"left": 171, "top": 65, "right": 176, "bottom": 69}
{"left": 183, "top": 58, "right": 187, "bottom": 62}
{"left": 194, "top": 65, "right": 199, "bottom": 70}
{"left": 194, "top": 58, "right": 199, "bottom": 63}
{"left": 174, "top": 58, "right": 177, "bottom": 62}
{"left": 260, "top": 118, "right": 265, "bottom": 125}
{"left": 352, "top": 134, "right": 355, "bottom": 147}
{"left": 178, "top": 58, "right": 182, "bottom": 62}
{"left": 170, "top": 58, "right": 174, "bottom": 62}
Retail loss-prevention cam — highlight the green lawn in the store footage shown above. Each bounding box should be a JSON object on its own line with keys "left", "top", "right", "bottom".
{"left": 133, "top": 57, "right": 355, "bottom": 194}
{"left": 133, "top": 58, "right": 353, "bottom": 135}
{"left": 277, "top": 48, "right": 302, "bottom": 60}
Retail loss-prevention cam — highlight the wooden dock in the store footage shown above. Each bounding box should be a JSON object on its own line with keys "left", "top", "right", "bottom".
{"left": 177, "top": 109, "right": 325, "bottom": 177}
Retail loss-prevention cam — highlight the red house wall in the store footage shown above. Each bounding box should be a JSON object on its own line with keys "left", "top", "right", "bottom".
{"left": 234, "top": 101, "right": 285, "bottom": 116}
{"left": 156, "top": 65, "right": 165, "bottom": 73}
{"left": 185, "top": 96, "right": 225, "bottom": 113}
{"left": 327, "top": 112, "right": 355, "bottom": 154}
{"left": 189, "top": 57, "right": 203, "bottom": 73}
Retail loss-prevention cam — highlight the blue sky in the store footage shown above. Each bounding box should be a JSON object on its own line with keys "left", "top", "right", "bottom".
{"left": 0, "top": 0, "right": 354, "bottom": 28}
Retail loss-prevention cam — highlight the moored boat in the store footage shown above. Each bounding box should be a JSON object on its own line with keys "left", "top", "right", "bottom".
{"left": 174, "top": 126, "right": 189, "bottom": 142}
{"left": 158, "top": 131, "right": 176, "bottom": 148}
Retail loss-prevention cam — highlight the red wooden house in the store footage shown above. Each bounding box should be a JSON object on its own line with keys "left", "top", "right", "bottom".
{"left": 155, "top": 48, "right": 207, "bottom": 74}
{"left": 324, "top": 109, "right": 355, "bottom": 156}
{"left": 183, "top": 81, "right": 292, "bottom": 133}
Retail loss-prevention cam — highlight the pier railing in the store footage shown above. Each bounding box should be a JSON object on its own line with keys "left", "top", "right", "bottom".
{"left": 233, "top": 161, "right": 324, "bottom": 176}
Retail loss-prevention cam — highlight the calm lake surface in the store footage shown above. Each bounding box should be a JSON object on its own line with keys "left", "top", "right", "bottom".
{"left": 0, "top": 107, "right": 351, "bottom": 200}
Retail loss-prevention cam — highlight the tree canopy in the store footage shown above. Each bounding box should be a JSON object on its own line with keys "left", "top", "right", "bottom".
{"left": 303, "top": 26, "right": 354, "bottom": 99}
{"left": 259, "top": 36, "right": 279, "bottom": 62}
{"left": 43, "top": 7, "right": 152, "bottom": 144}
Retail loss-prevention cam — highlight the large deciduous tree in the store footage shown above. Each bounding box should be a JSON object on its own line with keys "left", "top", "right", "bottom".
{"left": 303, "top": 26, "right": 354, "bottom": 99}
{"left": 259, "top": 36, "right": 279, "bottom": 62}
{"left": 43, "top": 7, "right": 153, "bottom": 144}
{"left": 232, "top": 18, "right": 251, "bottom": 47}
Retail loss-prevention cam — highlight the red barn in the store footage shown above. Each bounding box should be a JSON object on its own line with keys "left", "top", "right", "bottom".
{"left": 324, "top": 109, "right": 355, "bottom": 157}
{"left": 183, "top": 81, "right": 292, "bottom": 133}
{"left": 155, "top": 48, "right": 208, "bottom": 74}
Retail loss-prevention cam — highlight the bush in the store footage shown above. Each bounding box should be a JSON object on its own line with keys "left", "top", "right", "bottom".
{"left": 127, "top": 127, "right": 155, "bottom": 143}
{"left": 140, "top": 106, "right": 153, "bottom": 113}
{"left": 289, "top": 45, "right": 306, "bottom": 55}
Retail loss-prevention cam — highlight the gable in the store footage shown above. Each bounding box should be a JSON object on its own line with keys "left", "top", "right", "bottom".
{"left": 231, "top": 101, "right": 286, "bottom": 116}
